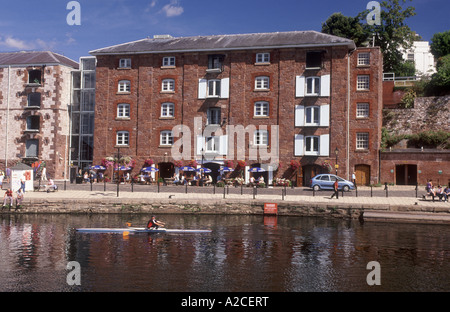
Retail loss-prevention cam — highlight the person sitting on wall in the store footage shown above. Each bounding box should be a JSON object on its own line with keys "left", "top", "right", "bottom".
{"left": 45, "top": 179, "right": 58, "bottom": 192}
{"left": 16, "top": 188, "right": 24, "bottom": 210}
{"left": 444, "top": 186, "right": 450, "bottom": 202}
{"left": 436, "top": 185, "right": 445, "bottom": 202}
{"left": 2, "top": 189, "right": 14, "bottom": 209}
{"left": 423, "top": 184, "right": 436, "bottom": 201}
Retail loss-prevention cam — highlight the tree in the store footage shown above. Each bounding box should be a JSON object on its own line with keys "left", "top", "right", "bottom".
{"left": 366, "top": 0, "right": 418, "bottom": 73}
{"left": 321, "top": 13, "right": 369, "bottom": 47}
{"left": 430, "top": 30, "right": 450, "bottom": 59}
{"left": 426, "top": 54, "right": 450, "bottom": 95}
{"left": 321, "top": 0, "right": 418, "bottom": 74}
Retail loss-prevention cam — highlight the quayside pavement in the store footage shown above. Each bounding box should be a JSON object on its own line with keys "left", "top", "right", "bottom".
{"left": 4, "top": 183, "right": 450, "bottom": 224}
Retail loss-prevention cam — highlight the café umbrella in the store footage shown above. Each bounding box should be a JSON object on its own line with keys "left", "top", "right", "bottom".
{"left": 219, "top": 166, "right": 234, "bottom": 172}
{"left": 141, "top": 167, "right": 159, "bottom": 173}
{"left": 248, "top": 167, "right": 265, "bottom": 172}
{"left": 115, "top": 166, "right": 132, "bottom": 171}
{"left": 196, "top": 167, "right": 212, "bottom": 173}
{"left": 89, "top": 165, "right": 106, "bottom": 170}
{"left": 179, "top": 166, "right": 196, "bottom": 171}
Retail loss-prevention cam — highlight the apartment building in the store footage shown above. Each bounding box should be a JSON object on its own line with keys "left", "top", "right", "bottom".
{"left": 90, "top": 31, "right": 383, "bottom": 185}
{"left": 0, "top": 51, "right": 78, "bottom": 180}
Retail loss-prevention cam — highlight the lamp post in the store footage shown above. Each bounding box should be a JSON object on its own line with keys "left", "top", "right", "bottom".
{"left": 116, "top": 147, "right": 121, "bottom": 197}
{"left": 334, "top": 147, "right": 339, "bottom": 175}
{"left": 200, "top": 148, "right": 204, "bottom": 186}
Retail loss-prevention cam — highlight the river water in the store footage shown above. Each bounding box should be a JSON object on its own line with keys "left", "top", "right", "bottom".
{"left": 0, "top": 213, "right": 449, "bottom": 292}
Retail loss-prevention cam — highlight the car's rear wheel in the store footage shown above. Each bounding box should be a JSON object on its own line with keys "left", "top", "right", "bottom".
{"left": 313, "top": 185, "right": 320, "bottom": 191}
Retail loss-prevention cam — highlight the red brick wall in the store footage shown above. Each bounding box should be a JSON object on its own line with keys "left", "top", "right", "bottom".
{"left": 93, "top": 46, "right": 383, "bottom": 183}
{"left": 381, "top": 150, "right": 450, "bottom": 186}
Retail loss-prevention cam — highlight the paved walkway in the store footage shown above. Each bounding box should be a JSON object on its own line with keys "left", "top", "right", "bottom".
{"left": 7, "top": 185, "right": 450, "bottom": 223}
{"left": 22, "top": 186, "right": 450, "bottom": 209}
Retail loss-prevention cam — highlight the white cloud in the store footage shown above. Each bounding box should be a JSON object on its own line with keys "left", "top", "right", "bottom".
{"left": 161, "top": 0, "right": 184, "bottom": 17}
{"left": 0, "top": 36, "right": 32, "bottom": 50}
{"left": 145, "top": 0, "right": 158, "bottom": 13}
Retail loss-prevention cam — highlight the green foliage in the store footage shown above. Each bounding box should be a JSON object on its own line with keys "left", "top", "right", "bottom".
{"left": 400, "top": 88, "right": 416, "bottom": 108}
{"left": 367, "top": 0, "right": 418, "bottom": 73}
{"left": 381, "top": 128, "right": 450, "bottom": 149}
{"left": 422, "top": 54, "right": 450, "bottom": 96}
{"left": 430, "top": 30, "right": 450, "bottom": 58}
{"left": 393, "top": 60, "right": 416, "bottom": 77}
{"left": 321, "top": 0, "right": 418, "bottom": 75}
{"left": 321, "top": 13, "right": 369, "bottom": 47}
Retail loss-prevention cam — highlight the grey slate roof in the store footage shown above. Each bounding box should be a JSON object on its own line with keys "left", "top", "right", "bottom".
{"left": 90, "top": 31, "right": 356, "bottom": 55}
{"left": 0, "top": 51, "right": 78, "bottom": 68}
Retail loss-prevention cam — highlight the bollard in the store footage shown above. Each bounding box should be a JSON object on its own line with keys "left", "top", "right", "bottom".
{"left": 241, "top": 184, "right": 243, "bottom": 195}
{"left": 415, "top": 183, "right": 418, "bottom": 198}
{"left": 384, "top": 182, "right": 388, "bottom": 198}
{"left": 371, "top": 186, "right": 373, "bottom": 197}
{"left": 227, "top": 185, "right": 229, "bottom": 195}
{"left": 90, "top": 180, "right": 93, "bottom": 191}
{"left": 253, "top": 186, "right": 256, "bottom": 199}
{"left": 104, "top": 179, "right": 106, "bottom": 192}
{"left": 213, "top": 183, "right": 216, "bottom": 194}
{"left": 223, "top": 185, "right": 226, "bottom": 199}
{"left": 64, "top": 180, "right": 67, "bottom": 191}
{"left": 131, "top": 179, "right": 134, "bottom": 192}
{"left": 185, "top": 183, "right": 188, "bottom": 194}
{"left": 355, "top": 187, "right": 358, "bottom": 197}
{"left": 313, "top": 188, "right": 315, "bottom": 197}
{"left": 282, "top": 188, "right": 285, "bottom": 200}
{"left": 158, "top": 181, "right": 160, "bottom": 193}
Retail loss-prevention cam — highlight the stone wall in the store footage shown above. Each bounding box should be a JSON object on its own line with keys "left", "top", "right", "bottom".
{"left": 383, "top": 95, "right": 450, "bottom": 136}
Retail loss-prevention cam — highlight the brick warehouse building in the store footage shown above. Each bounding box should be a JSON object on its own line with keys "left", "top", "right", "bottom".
{"left": 0, "top": 51, "right": 78, "bottom": 180}
{"left": 90, "top": 31, "right": 383, "bottom": 186}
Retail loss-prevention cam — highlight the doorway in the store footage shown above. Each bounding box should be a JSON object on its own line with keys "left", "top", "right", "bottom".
{"left": 158, "top": 162, "right": 174, "bottom": 180}
{"left": 395, "top": 164, "right": 417, "bottom": 185}
{"left": 302, "top": 164, "right": 324, "bottom": 187}
{"left": 355, "top": 165, "right": 371, "bottom": 186}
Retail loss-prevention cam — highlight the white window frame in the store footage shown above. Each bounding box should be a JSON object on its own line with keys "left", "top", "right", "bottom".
{"left": 117, "top": 103, "right": 130, "bottom": 118}
{"left": 356, "top": 103, "right": 370, "bottom": 118}
{"left": 256, "top": 53, "right": 270, "bottom": 64}
{"left": 255, "top": 76, "right": 270, "bottom": 90}
{"left": 305, "top": 136, "right": 320, "bottom": 155}
{"left": 356, "top": 133, "right": 369, "bottom": 150}
{"left": 119, "top": 58, "right": 131, "bottom": 68}
{"left": 207, "top": 79, "right": 221, "bottom": 97}
{"left": 116, "top": 131, "right": 129, "bottom": 146}
{"left": 162, "top": 56, "right": 176, "bottom": 67}
{"left": 161, "top": 102, "right": 175, "bottom": 117}
{"left": 306, "top": 77, "right": 320, "bottom": 96}
{"left": 305, "top": 106, "right": 320, "bottom": 126}
{"left": 160, "top": 130, "right": 174, "bottom": 146}
{"left": 254, "top": 101, "right": 269, "bottom": 117}
{"left": 357, "top": 75, "right": 370, "bottom": 91}
{"left": 162, "top": 79, "right": 175, "bottom": 92}
{"left": 118, "top": 80, "right": 130, "bottom": 93}
{"left": 254, "top": 130, "right": 269, "bottom": 146}
{"left": 357, "top": 53, "right": 370, "bottom": 66}
{"left": 205, "top": 136, "right": 220, "bottom": 152}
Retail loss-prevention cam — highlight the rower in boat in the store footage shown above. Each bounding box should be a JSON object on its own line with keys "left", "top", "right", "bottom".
{"left": 147, "top": 216, "right": 166, "bottom": 229}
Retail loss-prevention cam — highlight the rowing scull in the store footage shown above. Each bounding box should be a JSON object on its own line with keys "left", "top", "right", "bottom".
{"left": 76, "top": 227, "right": 212, "bottom": 234}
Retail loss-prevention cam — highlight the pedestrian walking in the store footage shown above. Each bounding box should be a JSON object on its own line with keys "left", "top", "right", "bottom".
{"left": 330, "top": 178, "right": 339, "bottom": 199}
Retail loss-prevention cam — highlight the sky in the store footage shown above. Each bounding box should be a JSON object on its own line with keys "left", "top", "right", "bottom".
{"left": 0, "top": 0, "right": 448, "bottom": 62}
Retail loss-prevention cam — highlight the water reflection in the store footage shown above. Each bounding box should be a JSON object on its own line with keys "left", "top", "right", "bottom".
{"left": 0, "top": 214, "right": 449, "bottom": 292}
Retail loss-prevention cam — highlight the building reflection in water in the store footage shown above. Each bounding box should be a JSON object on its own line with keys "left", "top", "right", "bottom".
{"left": 0, "top": 214, "right": 449, "bottom": 292}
